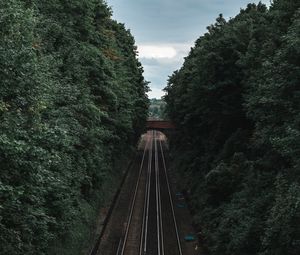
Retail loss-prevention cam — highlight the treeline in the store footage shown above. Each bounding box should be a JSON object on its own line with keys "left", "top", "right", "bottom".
{"left": 165, "top": 0, "right": 300, "bottom": 254}
{"left": 0, "top": 1, "right": 148, "bottom": 254}
{"left": 148, "top": 98, "right": 166, "bottom": 119}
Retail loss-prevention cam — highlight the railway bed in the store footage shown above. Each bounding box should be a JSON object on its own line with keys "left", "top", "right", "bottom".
{"left": 97, "top": 131, "right": 199, "bottom": 255}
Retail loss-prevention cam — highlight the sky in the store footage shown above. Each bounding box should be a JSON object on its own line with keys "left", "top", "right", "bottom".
{"left": 106, "top": 0, "right": 271, "bottom": 99}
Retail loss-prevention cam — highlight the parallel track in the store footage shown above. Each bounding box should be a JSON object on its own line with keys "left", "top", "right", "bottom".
{"left": 159, "top": 137, "right": 182, "bottom": 255}
{"left": 118, "top": 131, "right": 183, "bottom": 255}
{"left": 140, "top": 130, "right": 153, "bottom": 255}
{"left": 117, "top": 133, "right": 150, "bottom": 255}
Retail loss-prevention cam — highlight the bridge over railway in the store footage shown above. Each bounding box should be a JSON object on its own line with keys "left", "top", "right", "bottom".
{"left": 146, "top": 120, "right": 175, "bottom": 132}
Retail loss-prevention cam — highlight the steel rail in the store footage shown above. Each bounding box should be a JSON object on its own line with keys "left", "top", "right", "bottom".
{"left": 155, "top": 131, "right": 165, "bottom": 255}
{"left": 159, "top": 138, "right": 183, "bottom": 255}
{"left": 118, "top": 133, "right": 150, "bottom": 255}
{"left": 155, "top": 131, "right": 161, "bottom": 255}
{"left": 140, "top": 130, "right": 153, "bottom": 255}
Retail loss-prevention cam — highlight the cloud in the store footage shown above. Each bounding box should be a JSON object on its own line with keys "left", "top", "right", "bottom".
{"left": 138, "top": 43, "right": 192, "bottom": 98}
{"left": 147, "top": 87, "right": 166, "bottom": 99}
{"left": 108, "top": 0, "right": 272, "bottom": 98}
{"left": 139, "top": 43, "right": 191, "bottom": 63}
{"left": 138, "top": 45, "right": 177, "bottom": 59}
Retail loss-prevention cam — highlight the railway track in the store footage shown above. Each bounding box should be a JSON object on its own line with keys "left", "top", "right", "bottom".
{"left": 118, "top": 130, "right": 183, "bottom": 255}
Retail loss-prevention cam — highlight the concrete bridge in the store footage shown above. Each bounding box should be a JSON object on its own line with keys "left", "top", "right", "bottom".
{"left": 146, "top": 120, "right": 175, "bottom": 132}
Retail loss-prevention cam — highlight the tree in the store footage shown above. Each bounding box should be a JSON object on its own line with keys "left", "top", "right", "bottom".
{"left": 164, "top": 2, "right": 300, "bottom": 254}
{"left": 0, "top": 0, "right": 149, "bottom": 254}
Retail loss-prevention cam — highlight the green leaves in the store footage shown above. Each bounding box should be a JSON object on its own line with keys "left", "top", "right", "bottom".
{"left": 165, "top": 2, "right": 300, "bottom": 255}
{"left": 261, "top": 179, "right": 300, "bottom": 255}
{"left": 0, "top": 0, "right": 148, "bottom": 254}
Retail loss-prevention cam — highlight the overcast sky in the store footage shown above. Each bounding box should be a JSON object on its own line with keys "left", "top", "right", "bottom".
{"left": 107, "top": 0, "right": 271, "bottom": 98}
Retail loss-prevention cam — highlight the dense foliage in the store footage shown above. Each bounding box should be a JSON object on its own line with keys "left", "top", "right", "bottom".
{"left": 164, "top": 1, "right": 300, "bottom": 254}
{"left": 148, "top": 98, "right": 167, "bottom": 119}
{"left": 0, "top": 0, "right": 148, "bottom": 254}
